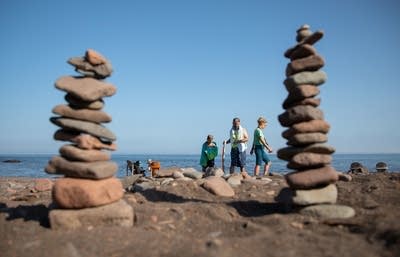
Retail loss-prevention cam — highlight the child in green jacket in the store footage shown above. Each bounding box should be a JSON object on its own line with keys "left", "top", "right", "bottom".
{"left": 200, "top": 135, "right": 218, "bottom": 172}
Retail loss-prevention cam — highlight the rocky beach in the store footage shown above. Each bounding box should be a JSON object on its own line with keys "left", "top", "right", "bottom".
{"left": 0, "top": 171, "right": 399, "bottom": 257}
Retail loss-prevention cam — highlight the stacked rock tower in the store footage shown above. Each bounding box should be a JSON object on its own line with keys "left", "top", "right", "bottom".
{"left": 46, "top": 49, "right": 133, "bottom": 229}
{"left": 277, "top": 25, "right": 354, "bottom": 217}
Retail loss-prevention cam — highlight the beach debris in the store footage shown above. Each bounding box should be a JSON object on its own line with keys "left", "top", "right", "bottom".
{"left": 46, "top": 49, "right": 133, "bottom": 229}
{"left": 277, "top": 25, "right": 355, "bottom": 218}
{"left": 348, "top": 162, "right": 369, "bottom": 174}
{"left": 375, "top": 162, "right": 388, "bottom": 172}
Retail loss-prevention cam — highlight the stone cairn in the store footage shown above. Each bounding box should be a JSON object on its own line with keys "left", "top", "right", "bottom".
{"left": 45, "top": 49, "right": 133, "bottom": 229}
{"left": 277, "top": 25, "right": 355, "bottom": 218}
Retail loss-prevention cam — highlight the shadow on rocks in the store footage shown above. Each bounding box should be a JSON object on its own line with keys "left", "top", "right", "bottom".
{"left": 0, "top": 202, "right": 50, "bottom": 228}
{"left": 227, "top": 200, "right": 291, "bottom": 217}
{"left": 138, "top": 189, "right": 211, "bottom": 204}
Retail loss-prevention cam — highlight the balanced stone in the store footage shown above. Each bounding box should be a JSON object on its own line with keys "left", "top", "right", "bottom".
{"left": 300, "top": 204, "right": 355, "bottom": 219}
{"left": 59, "top": 144, "right": 110, "bottom": 162}
{"left": 278, "top": 105, "right": 324, "bottom": 127}
{"left": 284, "top": 70, "right": 327, "bottom": 91}
{"left": 285, "top": 97, "right": 321, "bottom": 109}
{"left": 285, "top": 165, "right": 338, "bottom": 189}
{"left": 53, "top": 105, "right": 112, "bottom": 123}
{"left": 287, "top": 152, "right": 332, "bottom": 169}
{"left": 296, "top": 24, "right": 312, "bottom": 42}
{"left": 286, "top": 132, "right": 328, "bottom": 146}
{"left": 55, "top": 76, "right": 116, "bottom": 102}
{"left": 285, "top": 30, "right": 324, "bottom": 58}
{"left": 202, "top": 176, "right": 235, "bottom": 197}
{"left": 86, "top": 49, "right": 107, "bottom": 65}
{"left": 52, "top": 177, "right": 123, "bottom": 209}
{"left": 289, "top": 44, "right": 317, "bottom": 61}
{"left": 292, "top": 184, "right": 337, "bottom": 205}
{"left": 283, "top": 85, "right": 320, "bottom": 109}
{"left": 50, "top": 117, "right": 116, "bottom": 141}
{"left": 68, "top": 57, "right": 113, "bottom": 79}
{"left": 282, "top": 120, "right": 330, "bottom": 138}
{"left": 65, "top": 93, "right": 104, "bottom": 110}
{"left": 286, "top": 54, "right": 325, "bottom": 76}
{"left": 54, "top": 130, "right": 117, "bottom": 151}
{"left": 45, "top": 156, "right": 117, "bottom": 179}
{"left": 49, "top": 199, "right": 133, "bottom": 229}
{"left": 278, "top": 143, "right": 335, "bottom": 161}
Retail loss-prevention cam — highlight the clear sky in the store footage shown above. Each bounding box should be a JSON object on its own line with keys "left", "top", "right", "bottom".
{"left": 0, "top": 0, "right": 399, "bottom": 154}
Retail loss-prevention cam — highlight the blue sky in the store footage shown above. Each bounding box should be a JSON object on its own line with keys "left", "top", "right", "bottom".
{"left": 0, "top": 0, "right": 399, "bottom": 154}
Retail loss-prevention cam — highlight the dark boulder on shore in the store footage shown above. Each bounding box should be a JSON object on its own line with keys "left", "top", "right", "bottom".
{"left": 2, "top": 159, "right": 21, "bottom": 163}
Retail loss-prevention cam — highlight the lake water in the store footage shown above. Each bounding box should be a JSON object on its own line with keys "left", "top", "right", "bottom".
{"left": 0, "top": 153, "right": 399, "bottom": 178}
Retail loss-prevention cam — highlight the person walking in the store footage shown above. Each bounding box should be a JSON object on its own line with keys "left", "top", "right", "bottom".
{"left": 200, "top": 134, "right": 218, "bottom": 172}
{"left": 250, "top": 117, "right": 273, "bottom": 176}
{"left": 223, "top": 117, "right": 250, "bottom": 177}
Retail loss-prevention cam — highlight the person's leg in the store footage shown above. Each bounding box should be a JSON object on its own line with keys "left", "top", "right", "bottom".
{"left": 254, "top": 145, "right": 263, "bottom": 176}
{"left": 262, "top": 149, "right": 271, "bottom": 176}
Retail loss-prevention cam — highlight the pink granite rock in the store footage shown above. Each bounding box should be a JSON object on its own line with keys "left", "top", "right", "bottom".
{"left": 277, "top": 144, "right": 335, "bottom": 161}
{"left": 202, "top": 176, "right": 235, "bottom": 197}
{"left": 55, "top": 76, "right": 116, "bottom": 102}
{"left": 52, "top": 177, "right": 124, "bottom": 209}
{"left": 86, "top": 49, "right": 107, "bottom": 65}
{"left": 65, "top": 93, "right": 104, "bottom": 110}
{"left": 286, "top": 54, "right": 325, "bottom": 76}
{"left": 283, "top": 85, "right": 320, "bottom": 109}
{"left": 286, "top": 132, "right": 328, "bottom": 146}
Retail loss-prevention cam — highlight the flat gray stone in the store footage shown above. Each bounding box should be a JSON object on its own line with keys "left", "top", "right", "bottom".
{"left": 300, "top": 204, "right": 355, "bottom": 219}
{"left": 287, "top": 132, "right": 328, "bottom": 146}
{"left": 181, "top": 168, "right": 203, "bottom": 179}
{"left": 50, "top": 117, "right": 116, "bottom": 141}
{"left": 282, "top": 120, "right": 330, "bottom": 139}
{"left": 52, "top": 104, "right": 111, "bottom": 123}
{"left": 45, "top": 155, "right": 117, "bottom": 179}
{"left": 278, "top": 105, "right": 324, "bottom": 127}
{"left": 55, "top": 76, "right": 116, "bottom": 102}
{"left": 120, "top": 174, "right": 142, "bottom": 189}
{"left": 293, "top": 184, "right": 337, "bottom": 205}
{"left": 287, "top": 152, "right": 332, "bottom": 170}
{"left": 278, "top": 143, "right": 335, "bottom": 161}
{"left": 59, "top": 144, "right": 110, "bottom": 162}
{"left": 68, "top": 57, "right": 113, "bottom": 79}
{"left": 49, "top": 200, "right": 133, "bottom": 230}
{"left": 283, "top": 85, "right": 320, "bottom": 109}
{"left": 284, "top": 70, "right": 327, "bottom": 91}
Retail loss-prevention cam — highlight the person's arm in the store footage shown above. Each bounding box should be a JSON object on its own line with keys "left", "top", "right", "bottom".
{"left": 261, "top": 137, "right": 273, "bottom": 152}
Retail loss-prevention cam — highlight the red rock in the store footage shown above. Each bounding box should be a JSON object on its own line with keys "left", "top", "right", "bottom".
{"left": 86, "top": 49, "right": 107, "bottom": 65}
{"left": 59, "top": 144, "right": 110, "bottom": 162}
{"left": 285, "top": 166, "right": 339, "bottom": 189}
{"left": 52, "top": 177, "right": 124, "bottom": 209}
{"left": 52, "top": 105, "right": 111, "bottom": 123}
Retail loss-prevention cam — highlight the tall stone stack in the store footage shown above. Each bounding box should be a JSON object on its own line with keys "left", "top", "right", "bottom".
{"left": 45, "top": 49, "right": 133, "bottom": 229}
{"left": 277, "top": 25, "right": 355, "bottom": 218}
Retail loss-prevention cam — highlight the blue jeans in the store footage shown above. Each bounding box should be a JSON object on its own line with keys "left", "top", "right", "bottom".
{"left": 255, "top": 145, "right": 270, "bottom": 166}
